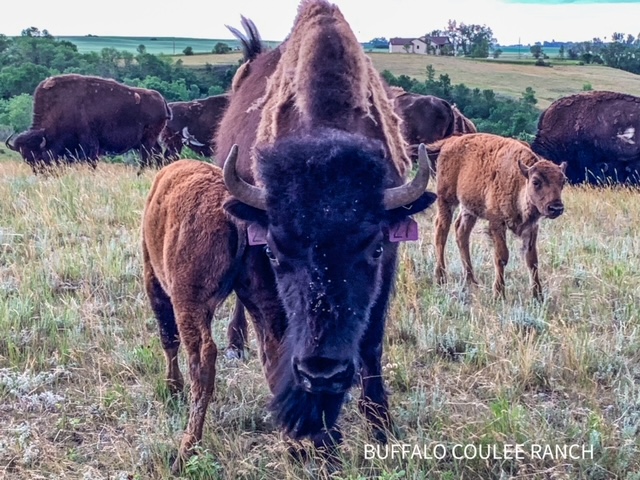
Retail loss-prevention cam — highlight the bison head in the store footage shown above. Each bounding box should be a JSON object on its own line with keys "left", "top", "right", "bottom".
{"left": 519, "top": 158, "right": 567, "bottom": 219}
{"left": 223, "top": 129, "right": 435, "bottom": 439}
{"left": 6, "top": 129, "right": 47, "bottom": 164}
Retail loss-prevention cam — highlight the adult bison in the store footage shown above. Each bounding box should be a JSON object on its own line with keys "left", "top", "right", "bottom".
{"left": 161, "top": 94, "right": 229, "bottom": 161}
{"left": 390, "top": 90, "right": 476, "bottom": 161}
{"left": 142, "top": 0, "right": 436, "bottom": 471}
{"left": 431, "top": 133, "right": 567, "bottom": 300}
{"left": 531, "top": 90, "right": 640, "bottom": 185}
{"left": 5, "top": 74, "right": 170, "bottom": 172}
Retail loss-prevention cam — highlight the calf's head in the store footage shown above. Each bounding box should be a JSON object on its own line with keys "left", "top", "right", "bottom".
{"left": 519, "top": 158, "right": 567, "bottom": 219}
{"left": 224, "top": 131, "right": 435, "bottom": 397}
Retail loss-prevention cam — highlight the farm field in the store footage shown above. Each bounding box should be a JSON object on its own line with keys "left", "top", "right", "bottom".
{"left": 1, "top": 152, "right": 639, "bottom": 479}
{"left": 172, "top": 51, "right": 640, "bottom": 109}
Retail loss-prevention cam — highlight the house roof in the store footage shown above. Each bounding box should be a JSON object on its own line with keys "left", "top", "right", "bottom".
{"left": 426, "top": 36, "right": 451, "bottom": 46}
{"left": 389, "top": 37, "right": 415, "bottom": 46}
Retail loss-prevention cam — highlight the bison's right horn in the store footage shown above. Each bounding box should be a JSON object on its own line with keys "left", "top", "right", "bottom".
{"left": 5, "top": 133, "right": 16, "bottom": 151}
{"left": 383, "top": 143, "right": 431, "bottom": 210}
{"left": 39, "top": 136, "right": 46, "bottom": 149}
{"left": 223, "top": 144, "right": 268, "bottom": 210}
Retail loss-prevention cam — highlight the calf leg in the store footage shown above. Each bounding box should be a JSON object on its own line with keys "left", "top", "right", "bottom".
{"left": 521, "top": 225, "right": 542, "bottom": 300}
{"left": 143, "top": 250, "right": 183, "bottom": 394}
{"left": 454, "top": 209, "right": 478, "bottom": 285}
{"left": 489, "top": 221, "right": 509, "bottom": 298}
{"left": 225, "top": 296, "right": 248, "bottom": 360}
{"left": 172, "top": 303, "right": 218, "bottom": 474}
{"left": 434, "top": 200, "right": 455, "bottom": 284}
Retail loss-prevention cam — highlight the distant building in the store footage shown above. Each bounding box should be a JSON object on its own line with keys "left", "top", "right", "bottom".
{"left": 389, "top": 36, "right": 451, "bottom": 55}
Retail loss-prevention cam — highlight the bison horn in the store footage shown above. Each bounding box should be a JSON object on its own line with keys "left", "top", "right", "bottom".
{"left": 383, "top": 143, "right": 431, "bottom": 210}
{"left": 5, "top": 133, "right": 16, "bottom": 151}
{"left": 40, "top": 136, "right": 46, "bottom": 149}
{"left": 181, "top": 127, "right": 205, "bottom": 147}
{"left": 223, "top": 144, "right": 268, "bottom": 210}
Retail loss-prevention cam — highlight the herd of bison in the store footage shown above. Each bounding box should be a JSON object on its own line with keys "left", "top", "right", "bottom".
{"left": 4, "top": 0, "right": 638, "bottom": 473}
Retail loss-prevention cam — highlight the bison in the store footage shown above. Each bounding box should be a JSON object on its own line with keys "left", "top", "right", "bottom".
{"left": 161, "top": 94, "right": 229, "bottom": 161}
{"left": 5, "top": 74, "right": 170, "bottom": 172}
{"left": 431, "top": 133, "right": 567, "bottom": 300}
{"left": 142, "top": 0, "right": 436, "bottom": 471}
{"left": 531, "top": 90, "right": 640, "bottom": 185}
{"left": 390, "top": 90, "right": 476, "bottom": 161}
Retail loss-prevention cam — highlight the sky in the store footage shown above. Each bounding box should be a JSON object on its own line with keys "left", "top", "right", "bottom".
{"left": 3, "top": 0, "right": 640, "bottom": 46}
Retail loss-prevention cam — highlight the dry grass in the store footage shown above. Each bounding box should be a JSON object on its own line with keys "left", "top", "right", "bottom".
{"left": 175, "top": 51, "right": 640, "bottom": 109}
{"left": 1, "top": 154, "right": 639, "bottom": 479}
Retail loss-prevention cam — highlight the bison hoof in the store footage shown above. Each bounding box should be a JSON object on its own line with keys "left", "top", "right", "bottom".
{"left": 224, "top": 347, "right": 244, "bottom": 362}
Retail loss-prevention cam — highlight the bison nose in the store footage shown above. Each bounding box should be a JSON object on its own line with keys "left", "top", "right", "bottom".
{"left": 292, "top": 356, "right": 354, "bottom": 394}
{"left": 547, "top": 203, "right": 564, "bottom": 218}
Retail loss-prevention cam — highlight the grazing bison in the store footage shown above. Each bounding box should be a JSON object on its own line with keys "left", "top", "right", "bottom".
{"left": 161, "top": 94, "right": 230, "bottom": 160}
{"left": 143, "top": 0, "right": 436, "bottom": 471}
{"left": 390, "top": 90, "right": 476, "bottom": 161}
{"left": 432, "top": 133, "right": 567, "bottom": 300}
{"left": 5, "top": 74, "right": 170, "bottom": 172}
{"left": 531, "top": 90, "right": 640, "bottom": 185}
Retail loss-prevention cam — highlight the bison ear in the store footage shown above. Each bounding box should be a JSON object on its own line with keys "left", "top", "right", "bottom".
{"left": 224, "top": 198, "right": 268, "bottom": 227}
{"left": 559, "top": 161, "right": 568, "bottom": 174}
{"left": 386, "top": 191, "right": 437, "bottom": 225}
{"left": 518, "top": 159, "right": 530, "bottom": 179}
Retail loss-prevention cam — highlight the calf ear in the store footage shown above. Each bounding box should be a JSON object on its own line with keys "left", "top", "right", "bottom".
{"left": 224, "top": 198, "right": 268, "bottom": 227}
{"left": 518, "top": 159, "right": 530, "bottom": 179}
{"left": 386, "top": 191, "right": 437, "bottom": 225}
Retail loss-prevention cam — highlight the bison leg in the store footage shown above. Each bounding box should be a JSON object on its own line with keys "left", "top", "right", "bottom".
{"left": 454, "top": 209, "right": 478, "bottom": 285}
{"left": 434, "top": 201, "right": 454, "bottom": 284}
{"left": 225, "top": 296, "right": 248, "bottom": 360}
{"left": 172, "top": 303, "right": 218, "bottom": 473}
{"left": 489, "top": 221, "right": 509, "bottom": 298}
{"left": 358, "top": 246, "right": 397, "bottom": 443}
{"left": 521, "top": 224, "right": 542, "bottom": 300}
{"left": 143, "top": 246, "right": 184, "bottom": 394}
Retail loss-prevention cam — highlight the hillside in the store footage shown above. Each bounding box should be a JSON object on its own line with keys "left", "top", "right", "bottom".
{"left": 173, "top": 51, "right": 640, "bottom": 109}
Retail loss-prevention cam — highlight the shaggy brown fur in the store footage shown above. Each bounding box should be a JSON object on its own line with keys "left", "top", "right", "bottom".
{"left": 452, "top": 104, "right": 477, "bottom": 134}
{"left": 432, "top": 133, "right": 567, "bottom": 299}
{"left": 141, "top": 160, "right": 245, "bottom": 471}
{"left": 253, "top": 0, "right": 410, "bottom": 178}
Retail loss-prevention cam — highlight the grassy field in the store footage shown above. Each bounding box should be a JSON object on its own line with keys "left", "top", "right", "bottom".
{"left": 1, "top": 150, "right": 639, "bottom": 479}
{"left": 173, "top": 51, "right": 640, "bottom": 109}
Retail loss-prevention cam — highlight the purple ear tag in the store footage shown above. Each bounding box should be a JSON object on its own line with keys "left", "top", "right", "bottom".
{"left": 247, "top": 223, "right": 268, "bottom": 245}
{"left": 389, "top": 218, "right": 419, "bottom": 242}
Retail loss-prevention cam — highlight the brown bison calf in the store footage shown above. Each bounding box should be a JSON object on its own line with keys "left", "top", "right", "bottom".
{"left": 432, "top": 133, "right": 567, "bottom": 299}
{"left": 141, "top": 158, "right": 245, "bottom": 471}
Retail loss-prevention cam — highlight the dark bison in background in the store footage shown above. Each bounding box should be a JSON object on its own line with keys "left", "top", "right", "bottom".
{"left": 161, "top": 94, "right": 229, "bottom": 161}
{"left": 142, "top": 0, "right": 436, "bottom": 471}
{"left": 531, "top": 90, "right": 640, "bottom": 185}
{"left": 390, "top": 89, "right": 477, "bottom": 161}
{"left": 5, "top": 74, "right": 171, "bottom": 172}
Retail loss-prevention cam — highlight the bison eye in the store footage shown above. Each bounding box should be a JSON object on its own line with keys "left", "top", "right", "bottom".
{"left": 372, "top": 244, "right": 384, "bottom": 259}
{"left": 532, "top": 179, "right": 541, "bottom": 188}
{"left": 264, "top": 245, "right": 277, "bottom": 262}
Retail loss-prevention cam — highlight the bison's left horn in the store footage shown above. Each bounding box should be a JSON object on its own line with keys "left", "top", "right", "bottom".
{"left": 5, "top": 133, "right": 16, "bottom": 151}
{"left": 223, "top": 144, "right": 268, "bottom": 210}
{"left": 383, "top": 143, "right": 431, "bottom": 210}
{"left": 39, "top": 137, "right": 46, "bottom": 149}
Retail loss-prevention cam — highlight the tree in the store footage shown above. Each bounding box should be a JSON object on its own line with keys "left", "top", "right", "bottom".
{"left": 530, "top": 44, "right": 543, "bottom": 59}
{"left": 183, "top": 46, "right": 194, "bottom": 56}
{"left": 213, "top": 42, "right": 231, "bottom": 54}
{"left": 137, "top": 44, "right": 146, "bottom": 55}
{"left": 557, "top": 45, "right": 565, "bottom": 59}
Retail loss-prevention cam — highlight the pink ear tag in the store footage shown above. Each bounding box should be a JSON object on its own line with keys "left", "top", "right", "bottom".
{"left": 247, "top": 223, "right": 268, "bottom": 245}
{"left": 389, "top": 218, "right": 419, "bottom": 242}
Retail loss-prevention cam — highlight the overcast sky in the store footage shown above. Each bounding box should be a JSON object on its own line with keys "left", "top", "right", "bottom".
{"left": 2, "top": 0, "right": 639, "bottom": 46}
